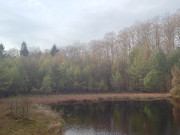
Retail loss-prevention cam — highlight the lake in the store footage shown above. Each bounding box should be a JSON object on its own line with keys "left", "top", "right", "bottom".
{"left": 53, "top": 100, "right": 180, "bottom": 135}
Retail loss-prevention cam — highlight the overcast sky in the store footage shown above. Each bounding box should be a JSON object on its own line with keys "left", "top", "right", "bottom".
{"left": 0, "top": 0, "right": 180, "bottom": 50}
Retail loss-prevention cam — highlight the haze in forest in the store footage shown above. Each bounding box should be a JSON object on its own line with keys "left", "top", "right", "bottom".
{"left": 0, "top": 0, "right": 180, "bottom": 50}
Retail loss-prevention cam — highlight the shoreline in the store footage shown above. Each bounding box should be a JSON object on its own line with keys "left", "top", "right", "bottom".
{"left": 29, "top": 93, "right": 171, "bottom": 106}
{"left": 0, "top": 97, "right": 63, "bottom": 135}
{"left": 0, "top": 93, "right": 171, "bottom": 135}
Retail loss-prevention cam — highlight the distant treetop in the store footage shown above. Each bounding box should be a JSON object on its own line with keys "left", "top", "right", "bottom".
{"left": 50, "top": 44, "right": 59, "bottom": 56}
{"left": 0, "top": 43, "right": 5, "bottom": 56}
{"left": 20, "top": 41, "right": 29, "bottom": 57}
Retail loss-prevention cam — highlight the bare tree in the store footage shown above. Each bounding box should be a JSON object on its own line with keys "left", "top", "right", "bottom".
{"left": 6, "top": 48, "right": 20, "bottom": 58}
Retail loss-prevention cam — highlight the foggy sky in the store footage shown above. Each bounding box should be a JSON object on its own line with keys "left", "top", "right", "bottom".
{"left": 0, "top": 0, "right": 180, "bottom": 50}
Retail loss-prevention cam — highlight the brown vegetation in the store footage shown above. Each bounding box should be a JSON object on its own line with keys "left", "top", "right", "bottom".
{"left": 0, "top": 93, "right": 172, "bottom": 135}
{"left": 29, "top": 93, "right": 171, "bottom": 106}
{"left": 1, "top": 11, "right": 180, "bottom": 97}
{"left": 171, "top": 66, "right": 180, "bottom": 97}
{"left": 0, "top": 97, "right": 63, "bottom": 135}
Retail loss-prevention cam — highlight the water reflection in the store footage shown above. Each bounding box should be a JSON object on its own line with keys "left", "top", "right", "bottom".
{"left": 171, "top": 99, "right": 180, "bottom": 135}
{"left": 53, "top": 100, "right": 180, "bottom": 135}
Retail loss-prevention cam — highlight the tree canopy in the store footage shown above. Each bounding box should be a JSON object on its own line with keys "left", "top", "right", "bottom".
{"left": 20, "top": 41, "right": 29, "bottom": 57}
{"left": 1, "top": 11, "right": 180, "bottom": 96}
{"left": 50, "top": 44, "right": 59, "bottom": 56}
{"left": 0, "top": 43, "right": 5, "bottom": 57}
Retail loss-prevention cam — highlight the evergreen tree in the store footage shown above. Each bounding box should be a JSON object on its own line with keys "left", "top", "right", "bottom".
{"left": 0, "top": 43, "right": 5, "bottom": 56}
{"left": 144, "top": 50, "right": 167, "bottom": 90}
{"left": 50, "top": 44, "right": 59, "bottom": 56}
{"left": 20, "top": 41, "right": 29, "bottom": 57}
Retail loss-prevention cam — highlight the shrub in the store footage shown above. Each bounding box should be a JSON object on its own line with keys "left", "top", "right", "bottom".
{"left": 171, "top": 66, "right": 180, "bottom": 96}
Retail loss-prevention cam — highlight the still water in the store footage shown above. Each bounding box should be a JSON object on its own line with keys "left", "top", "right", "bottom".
{"left": 53, "top": 100, "right": 180, "bottom": 135}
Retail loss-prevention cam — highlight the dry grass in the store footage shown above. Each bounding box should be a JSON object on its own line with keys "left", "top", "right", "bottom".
{"left": 0, "top": 93, "right": 171, "bottom": 135}
{"left": 0, "top": 97, "right": 63, "bottom": 135}
{"left": 29, "top": 93, "right": 171, "bottom": 105}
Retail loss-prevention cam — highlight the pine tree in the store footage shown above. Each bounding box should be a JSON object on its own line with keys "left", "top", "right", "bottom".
{"left": 144, "top": 50, "right": 167, "bottom": 90}
{"left": 50, "top": 44, "right": 59, "bottom": 56}
{"left": 20, "top": 41, "right": 29, "bottom": 57}
{"left": 0, "top": 43, "right": 5, "bottom": 56}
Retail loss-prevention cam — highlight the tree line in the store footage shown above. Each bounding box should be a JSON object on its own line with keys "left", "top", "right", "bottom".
{"left": 1, "top": 10, "right": 180, "bottom": 96}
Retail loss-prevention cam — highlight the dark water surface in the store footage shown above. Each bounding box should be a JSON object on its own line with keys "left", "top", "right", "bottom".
{"left": 53, "top": 100, "right": 180, "bottom": 135}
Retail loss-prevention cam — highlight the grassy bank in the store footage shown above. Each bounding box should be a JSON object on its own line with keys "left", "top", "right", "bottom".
{"left": 0, "top": 93, "right": 171, "bottom": 135}
{"left": 0, "top": 97, "right": 63, "bottom": 135}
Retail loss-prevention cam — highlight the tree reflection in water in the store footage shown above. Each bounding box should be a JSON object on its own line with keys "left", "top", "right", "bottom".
{"left": 53, "top": 100, "right": 180, "bottom": 135}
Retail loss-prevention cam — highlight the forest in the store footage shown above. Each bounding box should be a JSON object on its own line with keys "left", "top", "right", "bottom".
{"left": 1, "top": 10, "right": 180, "bottom": 96}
